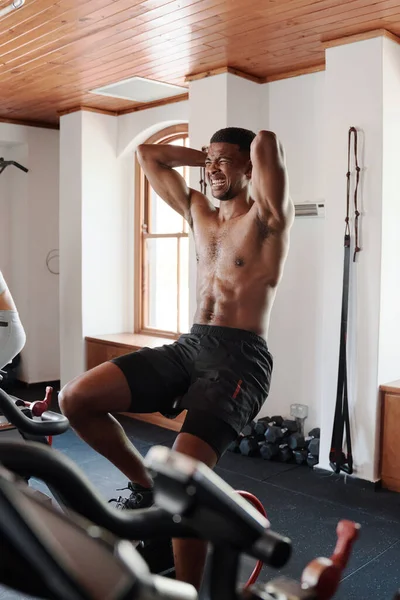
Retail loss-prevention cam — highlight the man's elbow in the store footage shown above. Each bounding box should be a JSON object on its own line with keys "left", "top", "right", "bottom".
{"left": 136, "top": 144, "right": 149, "bottom": 163}
{"left": 253, "top": 130, "right": 278, "bottom": 149}
{"left": 251, "top": 131, "right": 284, "bottom": 161}
{"left": 256, "top": 130, "right": 278, "bottom": 142}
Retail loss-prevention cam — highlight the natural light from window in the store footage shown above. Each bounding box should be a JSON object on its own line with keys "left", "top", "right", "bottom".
{"left": 140, "top": 134, "right": 190, "bottom": 336}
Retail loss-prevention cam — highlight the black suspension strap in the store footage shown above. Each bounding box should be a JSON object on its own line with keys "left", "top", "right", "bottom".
{"left": 200, "top": 145, "right": 208, "bottom": 195}
{"left": 329, "top": 127, "right": 361, "bottom": 475}
{"left": 200, "top": 165, "right": 207, "bottom": 195}
{"left": 0, "top": 158, "right": 28, "bottom": 175}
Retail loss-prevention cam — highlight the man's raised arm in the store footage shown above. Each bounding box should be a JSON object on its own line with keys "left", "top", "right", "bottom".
{"left": 250, "top": 131, "right": 294, "bottom": 229}
{"left": 137, "top": 144, "right": 206, "bottom": 225}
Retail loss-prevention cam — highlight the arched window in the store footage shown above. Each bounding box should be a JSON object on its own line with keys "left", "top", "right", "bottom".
{"left": 135, "top": 125, "right": 190, "bottom": 337}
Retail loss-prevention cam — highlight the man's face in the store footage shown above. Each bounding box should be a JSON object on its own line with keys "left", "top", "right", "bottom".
{"left": 205, "top": 142, "right": 251, "bottom": 201}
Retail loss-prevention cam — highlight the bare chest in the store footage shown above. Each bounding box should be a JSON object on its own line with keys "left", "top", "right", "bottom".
{"left": 193, "top": 215, "right": 269, "bottom": 272}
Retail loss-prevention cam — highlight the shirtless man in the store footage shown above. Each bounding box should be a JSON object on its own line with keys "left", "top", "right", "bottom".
{"left": 59, "top": 127, "right": 294, "bottom": 589}
{"left": 0, "top": 271, "right": 26, "bottom": 371}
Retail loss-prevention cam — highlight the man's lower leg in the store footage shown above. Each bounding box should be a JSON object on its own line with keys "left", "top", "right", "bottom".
{"left": 72, "top": 412, "right": 153, "bottom": 488}
{"left": 173, "top": 538, "right": 208, "bottom": 590}
{"left": 59, "top": 364, "right": 153, "bottom": 489}
{"left": 171, "top": 432, "right": 218, "bottom": 589}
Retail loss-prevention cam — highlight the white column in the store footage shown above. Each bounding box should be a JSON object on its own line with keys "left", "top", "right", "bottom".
{"left": 378, "top": 38, "right": 400, "bottom": 390}
{"left": 319, "top": 35, "right": 398, "bottom": 482}
{"left": 187, "top": 73, "right": 262, "bottom": 322}
{"left": 265, "top": 72, "right": 325, "bottom": 431}
{"left": 59, "top": 112, "right": 84, "bottom": 386}
{"left": 59, "top": 110, "right": 130, "bottom": 386}
{"left": 81, "top": 112, "right": 128, "bottom": 341}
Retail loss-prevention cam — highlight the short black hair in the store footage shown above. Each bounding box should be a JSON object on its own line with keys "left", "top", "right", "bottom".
{"left": 209, "top": 127, "right": 256, "bottom": 154}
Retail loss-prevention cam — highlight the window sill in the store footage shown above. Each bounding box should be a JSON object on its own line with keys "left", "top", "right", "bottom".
{"left": 84, "top": 332, "right": 176, "bottom": 350}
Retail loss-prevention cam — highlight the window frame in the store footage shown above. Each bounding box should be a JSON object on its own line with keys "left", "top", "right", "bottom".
{"left": 134, "top": 124, "right": 189, "bottom": 339}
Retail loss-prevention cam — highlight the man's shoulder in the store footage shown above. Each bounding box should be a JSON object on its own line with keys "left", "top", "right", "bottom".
{"left": 190, "top": 191, "right": 216, "bottom": 217}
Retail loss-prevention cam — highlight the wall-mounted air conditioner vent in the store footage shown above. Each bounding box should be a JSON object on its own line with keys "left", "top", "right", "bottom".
{"left": 294, "top": 202, "right": 325, "bottom": 218}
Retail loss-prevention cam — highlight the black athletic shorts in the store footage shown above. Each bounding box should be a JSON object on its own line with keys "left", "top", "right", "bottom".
{"left": 111, "top": 324, "right": 273, "bottom": 459}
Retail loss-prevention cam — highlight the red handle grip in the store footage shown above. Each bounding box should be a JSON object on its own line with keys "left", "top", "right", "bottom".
{"left": 301, "top": 520, "right": 360, "bottom": 600}
{"left": 31, "top": 386, "right": 53, "bottom": 417}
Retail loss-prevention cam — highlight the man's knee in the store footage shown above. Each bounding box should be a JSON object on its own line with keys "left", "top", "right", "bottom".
{"left": 173, "top": 432, "right": 218, "bottom": 469}
{"left": 58, "top": 379, "right": 89, "bottom": 423}
{"left": 59, "top": 362, "right": 133, "bottom": 422}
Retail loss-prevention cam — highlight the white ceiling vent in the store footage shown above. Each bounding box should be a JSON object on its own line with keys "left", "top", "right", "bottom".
{"left": 89, "top": 76, "right": 187, "bottom": 103}
{"left": 295, "top": 202, "right": 325, "bottom": 218}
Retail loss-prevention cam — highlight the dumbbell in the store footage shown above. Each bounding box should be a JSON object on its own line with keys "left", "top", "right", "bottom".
{"left": 227, "top": 435, "right": 243, "bottom": 453}
{"left": 264, "top": 425, "right": 289, "bottom": 444}
{"left": 307, "top": 437, "right": 320, "bottom": 468}
{"left": 282, "top": 419, "right": 298, "bottom": 434}
{"left": 308, "top": 437, "right": 320, "bottom": 457}
{"left": 304, "top": 432, "right": 320, "bottom": 453}
{"left": 254, "top": 416, "right": 288, "bottom": 442}
{"left": 258, "top": 416, "right": 271, "bottom": 423}
{"left": 288, "top": 432, "right": 305, "bottom": 450}
{"left": 278, "top": 444, "right": 293, "bottom": 463}
{"left": 294, "top": 448, "right": 308, "bottom": 465}
{"left": 242, "top": 421, "right": 256, "bottom": 437}
{"left": 270, "top": 415, "right": 284, "bottom": 427}
{"left": 307, "top": 453, "right": 319, "bottom": 468}
{"left": 239, "top": 436, "right": 259, "bottom": 457}
{"left": 259, "top": 442, "right": 280, "bottom": 460}
{"left": 308, "top": 427, "right": 320, "bottom": 439}
{"left": 254, "top": 420, "right": 268, "bottom": 441}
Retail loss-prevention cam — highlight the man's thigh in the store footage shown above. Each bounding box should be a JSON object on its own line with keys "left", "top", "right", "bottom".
{"left": 111, "top": 344, "right": 192, "bottom": 414}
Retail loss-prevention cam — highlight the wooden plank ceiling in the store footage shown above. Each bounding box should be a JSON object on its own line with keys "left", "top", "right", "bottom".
{"left": 0, "top": 0, "right": 400, "bottom": 127}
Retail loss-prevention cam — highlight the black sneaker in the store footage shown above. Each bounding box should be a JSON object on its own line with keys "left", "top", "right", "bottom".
{"left": 108, "top": 482, "right": 154, "bottom": 510}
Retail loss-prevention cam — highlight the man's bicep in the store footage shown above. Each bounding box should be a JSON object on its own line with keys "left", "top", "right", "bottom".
{"left": 251, "top": 132, "right": 292, "bottom": 224}
{"left": 140, "top": 158, "right": 192, "bottom": 220}
{"left": 252, "top": 161, "right": 291, "bottom": 222}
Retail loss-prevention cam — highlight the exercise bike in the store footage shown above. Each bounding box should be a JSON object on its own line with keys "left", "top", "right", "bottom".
{"left": 0, "top": 440, "right": 360, "bottom": 600}
{"left": 0, "top": 382, "right": 179, "bottom": 577}
{"left": 0, "top": 382, "right": 268, "bottom": 583}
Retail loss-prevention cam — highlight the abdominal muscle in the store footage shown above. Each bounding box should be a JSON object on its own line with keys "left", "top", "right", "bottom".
{"left": 193, "top": 272, "right": 276, "bottom": 339}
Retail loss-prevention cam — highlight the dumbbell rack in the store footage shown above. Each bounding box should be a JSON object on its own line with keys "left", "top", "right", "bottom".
{"left": 229, "top": 415, "right": 320, "bottom": 468}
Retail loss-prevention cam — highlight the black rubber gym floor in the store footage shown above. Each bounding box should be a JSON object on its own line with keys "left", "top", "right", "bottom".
{"left": 1, "top": 382, "right": 400, "bottom": 600}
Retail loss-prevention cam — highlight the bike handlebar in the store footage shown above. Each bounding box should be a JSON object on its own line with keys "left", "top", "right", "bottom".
{"left": 0, "top": 441, "right": 291, "bottom": 569}
{"left": 0, "top": 388, "right": 69, "bottom": 436}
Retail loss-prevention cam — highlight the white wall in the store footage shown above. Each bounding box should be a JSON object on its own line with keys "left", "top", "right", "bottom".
{"left": 188, "top": 73, "right": 262, "bottom": 146}
{"left": 379, "top": 38, "right": 400, "bottom": 387}
{"left": 60, "top": 111, "right": 129, "bottom": 385}
{"left": 320, "top": 38, "right": 384, "bottom": 481}
{"left": 82, "top": 112, "right": 127, "bottom": 338}
{"left": 262, "top": 73, "right": 325, "bottom": 430}
{"left": 7, "top": 144, "right": 29, "bottom": 375}
{"left": 0, "top": 146, "right": 12, "bottom": 277}
{"left": 118, "top": 101, "right": 189, "bottom": 157}
{"left": 25, "top": 128, "right": 60, "bottom": 382}
{"left": 59, "top": 112, "right": 84, "bottom": 385}
{"left": 0, "top": 125, "right": 59, "bottom": 383}
{"left": 227, "top": 75, "right": 262, "bottom": 138}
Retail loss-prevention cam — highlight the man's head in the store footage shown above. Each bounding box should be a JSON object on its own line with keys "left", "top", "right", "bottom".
{"left": 205, "top": 127, "right": 256, "bottom": 201}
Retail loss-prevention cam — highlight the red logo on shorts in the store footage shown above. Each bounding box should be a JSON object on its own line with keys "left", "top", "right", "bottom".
{"left": 232, "top": 380, "right": 243, "bottom": 399}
